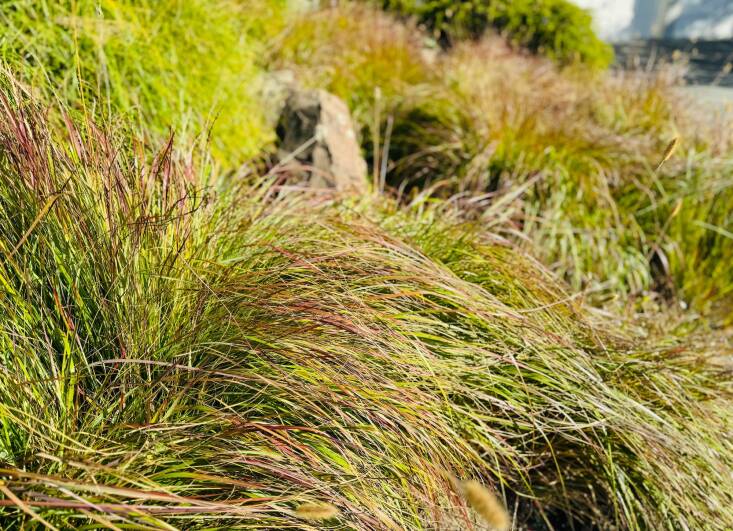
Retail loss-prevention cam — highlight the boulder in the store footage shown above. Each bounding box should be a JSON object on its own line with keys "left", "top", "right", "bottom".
{"left": 276, "top": 89, "right": 368, "bottom": 193}
{"left": 261, "top": 69, "right": 296, "bottom": 125}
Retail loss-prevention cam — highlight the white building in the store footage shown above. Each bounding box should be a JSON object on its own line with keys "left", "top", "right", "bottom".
{"left": 575, "top": 0, "right": 733, "bottom": 41}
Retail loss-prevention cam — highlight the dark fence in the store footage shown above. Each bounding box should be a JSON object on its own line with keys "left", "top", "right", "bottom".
{"left": 614, "top": 39, "right": 733, "bottom": 86}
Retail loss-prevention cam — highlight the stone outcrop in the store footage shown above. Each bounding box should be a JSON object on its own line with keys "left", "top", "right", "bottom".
{"left": 275, "top": 89, "right": 367, "bottom": 193}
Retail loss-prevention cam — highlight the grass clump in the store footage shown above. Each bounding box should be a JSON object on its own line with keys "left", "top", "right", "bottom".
{"left": 274, "top": 5, "right": 733, "bottom": 320}
{"left": 430, "top": 39, "right": 733, "bottom": 318}
{"left": 381, "top": 0, "right": 613, "bottom": 68}
{"left": 0, "top": 0, "right": 287, "bottom": 165}
{"left": 0, "top": 76, "right": 732, "bottom": 530}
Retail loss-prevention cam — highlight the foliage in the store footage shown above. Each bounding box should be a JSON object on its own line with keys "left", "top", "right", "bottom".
{"left": 271, "top": 4, "right": 432, "bottom": 125}
{"left": 0, "top": 79, "right": 731, "bottom": 529}
{"left": 273, "top": 9, "right": 733, "bottom": 320}
{"left": 381, "top": 0, "right": 613, "bottom": 68}
{"left": 424, "top": 40, "right": 733, "bottom": 318}
{"left": 0, "top": 2, "right": 732, "bottom": 529}
{"left": 0, "top": 0, "right": 287, "bottom": 165}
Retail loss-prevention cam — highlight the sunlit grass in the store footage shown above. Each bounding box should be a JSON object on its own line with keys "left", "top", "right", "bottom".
{"left": 0, "top": 75, "right": 731, "bottom": 529}
{"left": 272, "top": 6, "right": 733, "bottom": 321}
{"left": 0, "top": 0, "right": 287, "bottom": 165}
{"left": 0, "top": 2, "right": 732, "bottom": 529}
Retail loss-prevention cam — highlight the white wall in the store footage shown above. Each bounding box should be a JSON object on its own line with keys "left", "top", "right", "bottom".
{"left": 575, "top": 0, "right": 733, "bottom": 41}
{"left": 574, "top": 0, "right": 634, "bottom": 41}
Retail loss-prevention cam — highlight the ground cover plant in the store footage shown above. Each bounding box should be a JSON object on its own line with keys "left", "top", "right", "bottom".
{"left": 0, "top": 74, "right": 732, "bottom": 530}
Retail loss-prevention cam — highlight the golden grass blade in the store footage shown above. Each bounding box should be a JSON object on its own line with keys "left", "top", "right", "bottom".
{"left": 7, "top": 191, "right": 64, "bottom": 259}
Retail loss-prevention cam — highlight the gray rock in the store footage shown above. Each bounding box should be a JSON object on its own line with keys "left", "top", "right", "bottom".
{"left": 276, "top": 89, "right": 367, "bottom": 193}
{"left": 260, "top": 70, "right": 296, "bottom": 126}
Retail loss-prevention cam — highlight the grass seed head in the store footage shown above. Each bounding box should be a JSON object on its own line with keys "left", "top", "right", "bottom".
{"left": 656, "top": 137, "right": 679, "bottom": 171}
{"left": 295, "top": 502, "right": 340, "bottom": 521}
{"left": 461, "top": 480, "right": 510, "bottom": 531}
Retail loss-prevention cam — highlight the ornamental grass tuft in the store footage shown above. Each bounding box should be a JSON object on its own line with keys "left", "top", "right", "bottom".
{"left": 0, "top": 75, "right": 731, "bottom": 529}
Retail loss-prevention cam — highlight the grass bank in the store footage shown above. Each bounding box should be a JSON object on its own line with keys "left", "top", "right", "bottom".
{"left": 0, "top": 0, "right": 287, "bottom": 165}
{"left": 0, "top": 1, "right": 732, "bottom": 529}
{"left": 0, "top": 75, "right": 731, "bottom": 529}
{"left": 272, "top": 3, "right": 733, "bottom": 321}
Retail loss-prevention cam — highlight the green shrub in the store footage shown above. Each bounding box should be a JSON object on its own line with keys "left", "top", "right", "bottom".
{"left": 382, "top": 0, "right": 613, "bottom": 68}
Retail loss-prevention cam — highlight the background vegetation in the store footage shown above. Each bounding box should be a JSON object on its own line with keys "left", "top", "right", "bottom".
{"left": 380, "top": 0, "right": 613, "bottom": 67}
{"left": 0, "top": 0, "right": 287, "bottom": 164}
{"left": 272, "top": 4, "right": 733, "bottom": 321}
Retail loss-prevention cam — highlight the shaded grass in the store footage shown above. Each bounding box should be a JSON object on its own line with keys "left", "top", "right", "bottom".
{"left": 0, "top": 76, "right": 732, "bottom": 529}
